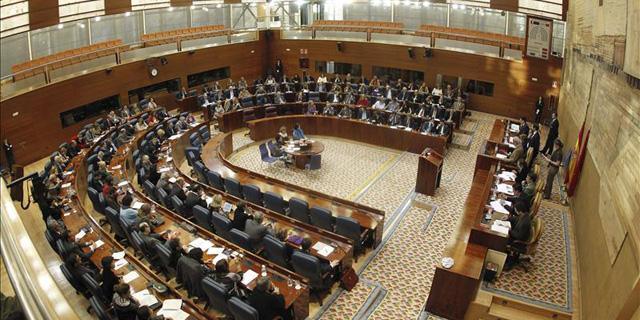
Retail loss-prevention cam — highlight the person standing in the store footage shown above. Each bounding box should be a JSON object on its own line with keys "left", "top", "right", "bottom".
{"left": 3, "top": 139, "right": 14, "bottom": 174}
{"left": 541, "top": 113, "right": 560, "bottom": 155}
{"left": 542, "top": 139, "right": 564, "bottom": 199}
{"left": 534, "top": 96, "right": 544, "bottom": 124}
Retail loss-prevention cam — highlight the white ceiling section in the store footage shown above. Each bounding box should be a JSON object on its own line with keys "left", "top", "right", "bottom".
{"left": 0, "top": 0, "right": 29, "bottom": 38}
{"left": 58, "top": 0, "right": 105, "bottom": 22}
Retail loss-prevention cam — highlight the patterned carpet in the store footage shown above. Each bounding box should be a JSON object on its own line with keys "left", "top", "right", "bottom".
{"left": 228, "top": 136, "right": 401, "bottom": 199}
{"left": 225, "top": 112, "right": 573, "bottom": 319}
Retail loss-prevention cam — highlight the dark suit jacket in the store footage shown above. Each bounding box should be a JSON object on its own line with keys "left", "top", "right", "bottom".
{"left": 101, "top": 269, "right": 119, "bottom": 300}
{"left": 549, "top": 118, "right": 559, "bottom": 138}
{"left": 232, "top": 208, "right": 249, "bottom": 231}
{"left": 248, "top": 290, "right": 286, "bottom": 320}
{"left": 509, "top": 213, "right": 532, "bottom": 242}
{"left": 184, "top": 193, "right": 207, "bottom": 217}
{"left": 245, "top": 220, "right": 269, "bottom": 248}
{"left": 176, "top": 256, "right": 209, "bottom": 299}
{"left": 519, "top": 123, "right": 530, "bottom": 136}
{"left": 169, "top": 184, "right": 187, "bottom": 201}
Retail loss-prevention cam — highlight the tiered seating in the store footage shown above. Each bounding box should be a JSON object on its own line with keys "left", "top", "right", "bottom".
{"left": 311, "top": 20, "right": 404, "bottom": 34}
{"left": 141, "top": 25, "right": 227, "bottom": 46}
{"left": 11, "top": 40, "right": 123, "bottom": 80}
{"left": 417, "top": 24, "right": 524, "bottom": 48}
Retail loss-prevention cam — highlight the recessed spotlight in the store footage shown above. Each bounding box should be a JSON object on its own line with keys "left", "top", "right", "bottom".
{"left": 167, "top": 6, "right": 174, "bottom": 11}
{"left": 94, "top": 16, "right": 101, "bottom": 22}
{"left": 57, "top": 23, "right": 64, "bottom": 29}
{"left": 124, "top": 11, "right": 131, "bottom": 17}
{"left": 423, "top": 1, "right": 430, "bottom": 6}
{"left": 77, "top": 23, "right": 85, "bottom": 28}
{"left": 202, "top": 7, "right": 209, "bottom": 11}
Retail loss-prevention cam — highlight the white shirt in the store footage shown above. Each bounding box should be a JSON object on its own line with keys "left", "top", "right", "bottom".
{"left": 432, "top": 88, "right": 443, "bottom": 96}
{"left": 372, "top": 100, "right": 386, "bottom": 110}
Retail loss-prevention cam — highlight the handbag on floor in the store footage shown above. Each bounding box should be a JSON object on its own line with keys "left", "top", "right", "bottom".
{"left": 340, "top": 267, "right": 359, "bottom": 291}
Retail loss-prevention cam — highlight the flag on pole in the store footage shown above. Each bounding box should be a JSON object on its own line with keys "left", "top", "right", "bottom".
{"left": 567, "top": 129, "right": 590, "bottom": 196}
{"left": 564, "top": 120, "right": 585, "bottom": 185}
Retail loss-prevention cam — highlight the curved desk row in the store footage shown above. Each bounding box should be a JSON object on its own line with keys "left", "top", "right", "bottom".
{"left": 164, "top": 123, "right": 355, "bottom": 267}
{"left": 112, "top": 120, "right": 313, "bottom": 319}
{"left": 60, "top": 119, "right": 209, "bottom": 320}
{"left": 247, "top": 114, "right": 448, "bottom": 155}
{"left": 202, "top": 130, "right": 386, "bottom": 248}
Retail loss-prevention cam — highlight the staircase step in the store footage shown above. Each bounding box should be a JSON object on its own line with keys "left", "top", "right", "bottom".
{"left": 488, "top": 303, "right": 554, "bottom": 320}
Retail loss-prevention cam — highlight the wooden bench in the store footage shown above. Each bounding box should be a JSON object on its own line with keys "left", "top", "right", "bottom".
{"left": 11, "top": 39, "right": 123, "bottom": 80}
{"left": 417, "top": 24, "right": 524, "bottom": 49}
{"left": 310, "top": 20, "right": 405, "bottom": 35}
{"left": 141, "top": 25, "right": 227, "bottom": 47}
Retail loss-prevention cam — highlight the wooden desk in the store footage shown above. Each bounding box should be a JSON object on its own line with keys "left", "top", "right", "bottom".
{"left": 202, "top": 131, "right": 386, "bottom": 248}
{"left": 166, "top": 124, "right": 354, "bottom": 268}
{"left": 425, "top": 165, "right": 496, "bottom": 320}
{"left": 284, "top": 140, "right": 325, "bottom": 170}
{"left": 247, "top": 115, "right": 448, "bottom": 155}
{"left": 113, "top": 122, "right": 313, "bottom": 319}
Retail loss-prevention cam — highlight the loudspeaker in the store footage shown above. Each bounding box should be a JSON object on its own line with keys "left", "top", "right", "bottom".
{"left": 424, "top": 48, "right": 433, "bottom": 58}
{"left": 408, "top": 48, "right": 415, "bottom": 59}
{"left": 337, "top": 42, "right": 343, "bottom": 52}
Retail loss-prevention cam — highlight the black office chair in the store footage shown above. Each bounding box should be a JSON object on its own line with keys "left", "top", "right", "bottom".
{"left": 154, "top": 242, "right": 176, "bottom": 280}
{"left": 229, "top": 228, "right": 253, "bottom": 252}
{"left": 193, "top": 205, "right": 213, "bottom": 232}
{"left": 206, "top": 170, "right": 225, "bottom": 191}
{"left": 44, "top": 230, "right": 57, "bottom": 253}
{"left": 143, "top": 180, "right": 157, "bottom": 201}
{"left": 81, "top": 273, "right": 109, "bottom": 305}
{"left": 335, "top": 216, "right": 368, "bottom": 257}
{"left": 242, "top": 184, "right": 263, "bottom": 206}
{"left": 89, "top": 296, "right": 113, "bottom": 320}
{"left": 156, "top": 188, "right": 170, "bottom": 208}
{"left": 193, "top": 161, "right": 207, "bottom": 183}
{"left": 262, "top": 234, "right": 289, "bottom": 268}
{"left": 211, "top": 213, "right": 233, "bottom": 240}
{"left": 224, "top": 178, "right": 243, "bottom": 199}
{"left": 171, "top": 195, "right": 187, "bottom": 217}
{"left": 228, "top": 297, "right": 259, "bottom": 320}
{"left": 202, "top": 277, "right": 231, "bottom": 315}
{"left": 291, "top": 251, "right": 332, "bottom": 305}
{"left": 105, "top": 207, "right": 129, "bottom": 244}
{"left": 289, "top": 197, "right": 310, "bottom": 224}
{"left": 264, "top": 191, "right": 287, "bottom": 214}
{"left": 60, "top": 263, "right": 88, "bottom": 297}
{"left": 199, "top": 126, "right": 211, "bottom": 143}
{"left": 310, "top": 207, "right": 334, "bottom": 232}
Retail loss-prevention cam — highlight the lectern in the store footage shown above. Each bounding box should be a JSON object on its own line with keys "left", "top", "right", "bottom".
{"left": 416, "top": 148, "right": 443, "bottom": 196}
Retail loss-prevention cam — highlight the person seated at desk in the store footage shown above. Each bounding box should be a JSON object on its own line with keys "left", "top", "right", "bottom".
{"left": 420, "top": 119, "right": 436, "bottom": 134}
{"left": 416, "top": 103, "right": 431, "bottom": 118}
{"left": 342, "top": 91, "right": 355, "bottom": 104}
{"left": 386, "top": 98, "right": 400, "bottom": 112}
{"left": 175, "top": 116, "right": 189, "bottom": 131}
{"left": 372, "top": 97, "right": 386, "bottom": 110}
{"left": 116, "top": 128, "right": 133, "bottom": 146}
{"left": 113, "top": 283, "right": 140, "bottom": 320}
{"left": 66, "top": 252, "right": 100, "bottom": 283}
{"left": 370, "top": 76, "right": 381, "bottom": 87}
{"left": 358, "top": 82, "right": 368, "bottom": 94}
{"left": 453, "top": 96, "right": 465, "bottom": 113}
{"left": 136, "top": 306, "right": 165, "bottom": 320}
{"left": 245, "top": 212, "right": 273, "bottom": 250}
{"left": 184, "top": 185, "right": 207, "bottom": 218}
{"left": 212, "top": 259, "right": 244, "bottom": 297}
{"left": 275, "top": 126, "right": 290, "bottom": 147}
{"left": 356, "top": 94, "right": 369, "bottom": 107}
{"left": 398, "top": 87, "right": 410, "bottom": 101}
{"left": 317, "top": 73, "right": 328, "bottom": 92}
{"left": 405, "top": 115, "right": 420, "bottom": 130}
{"left": 165, "top": 236, "right": 187, "bottom": 269}
{"left": 388, "top": 112, "right": 402, "bottom": 126}
{"left": 357, "top": 107, "right": 370, "bottom": 121}
{"left": 248, "top": 277, "right": 287, "bottom": 320}
{"left": 239, "top": 88, "right": 252, "bottom": 99}
{"left": 208, "top": 194, "right": 224, "bottom": 216}
{"left": 120, "top": 194, "right": 139, "bottom": 227}
{"left": 518, "top": 117, "right": 530, "bottom": 136}
{"left": 431, "top": 85, "right": 443, "bottom": 97}
{"left": 338, "top": 106, "right": 353, "bottom": 118}
{"left": 300, "top": 237, "right": 333, "bottom": 274}
{"left": 322, "top": 103, "right": 336, "bottom": 116}
{"left": 505, "top": 137, "right": 524, "bottom": 164}
{"left": 231, "top": 97, "right": 242, "bottom": 111}
{"left": 141, "top": 155, "right": 159, "bottom": 184}
{"left": 513, "top": 159, "right": 529, "bottom": 188}
{"left": 292, "top": 123, "right": 306, "bottom": 140}
{"left": 135, "top": 118, "right": 149, "bottom": 132}
{"left": 169, "top": 177, "right": 187, "bottom": 201}
{"left": 231, "top": 201, "right": 250, "bottom": 231}
{"left": 139, "top": 222, "right": 165, "bottom": 255}
{"left": 306, "top": 101, "right": 318, "bottom": 115}
{"left": 502, "top": 172, "right": 537, "bottom": 212}
{"left": 274, "top": 90, "right": 286, "bottom": 104}
{"left": 435, "top": 121, "right": 450, "bottom": 136}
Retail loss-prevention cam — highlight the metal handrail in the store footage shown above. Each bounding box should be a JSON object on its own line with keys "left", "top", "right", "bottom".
{"left": 0, "top": 179, "right": 81, "bottom": 320}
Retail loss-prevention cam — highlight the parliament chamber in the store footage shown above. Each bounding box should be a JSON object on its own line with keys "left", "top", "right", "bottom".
{"left": 0, "top": 1, "right": 638, "bottom": 320}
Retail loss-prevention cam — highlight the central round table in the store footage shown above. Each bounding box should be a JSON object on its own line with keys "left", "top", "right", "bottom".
{"left": 284, "top": 140, "right": 325, "bottom": 169}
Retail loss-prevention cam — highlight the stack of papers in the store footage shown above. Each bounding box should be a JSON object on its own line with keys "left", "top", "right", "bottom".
{"left": 206, "top": 246, "right": 225, "bottom": 255}
{"left": 498, "top": 171, "right": 516, "bottom": 181}
{"left": 114, "top": 259, "right": 129, "bottom": 270}
{"left": 123, "top": 271, "right": 140, "bottom": 283}
{"left": 90, "top": 240, "right": 104, "bottom": 251}
{"left": 131, "top": 201, "right": 144, "bottom": 210}
{"left": 132, "top": 289, "right": 159, "bottom": 307}
{"left": 496, "top": 183, "right": 514, "bottom": 195}
{"left": 74, "top": 230, "right": 86, "bottom": 241}
{"left": 496, "top": 153, "right": 507, "bottom": 159}
{"left": 189, "top": 238, "right": 214, "bottom": 252}
{"left": 117, "top": 181, "right": 129, "bottom": 187}
{"left": 312, "top": 242, "right": 335, "bottom": 257}
{"left": 61, "top": 183, "right": 72, "bottom": 188}
{"left": 490, "top": 200, "right": 511, "bottom": 214}
{"left": 157, "top": 300, "right": 189, "bottom": 320}
{"left": 242, "top": 269, "right": 259, "bottom": 286}
{"left": 491, "top": 221, "right": 511, "bottom": 235}
{"left": 112, "top": 251, "right": 126, "bottom": 260}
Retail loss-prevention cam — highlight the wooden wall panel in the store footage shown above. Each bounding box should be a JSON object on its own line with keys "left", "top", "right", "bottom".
{"left": 28, "top": 0, "right": 59, "bottom": 30}
{"left": 268, "top": 32, "right": 562, "bottom": 120}
{"left": 170, "top": 0, "right": 193, "bottom": 7}
{"left": 105, "top": 0, "right": 132, "bottom": 15}
{"left": 0, "top": 39, "right": 268, "bottom": 165}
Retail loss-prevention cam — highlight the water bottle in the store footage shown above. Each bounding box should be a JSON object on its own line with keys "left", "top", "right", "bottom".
{"left": 261, "top": 264, "right": 267, "bottom": 277}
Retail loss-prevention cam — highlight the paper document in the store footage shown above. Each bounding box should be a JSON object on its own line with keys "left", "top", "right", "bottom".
{"left": 162, "top": 299, "right": 182, "bottom": 310}
{"left": 114, "top": 259, "right": 129, "bottom": 270}
{"left": 61, "top": 183, "right": 72, "bottom": 188}
{"left": 133, "top": 289, "right": 159, "bottom": 307}
{"left": 491, "top": 224, "right": 510, "bottom": 235}
{"left": 63, "top": 171, "right": 74, "bottom": 176}
{"left": 212, "top": 253, "right": 228, "bottom": 265}
{"left": 166, "top": 157, "right": 173, "bottom": 162}
{"left": 157, "top": 309, "right": 189, "bottom": 320}
{"left": 205, "top": 196, "right": 213, "bottom": 207}
{"left": 91, "top": 240, "right": 104, "bottom": 251}
{"left": 112, "top": 251, "right": 126, "bottom": 260}
{"left": 158, "top": 167, "right": 172, "bottom": 173}
{"left": 498, "top": 171, "right": 516, "bottom": 181}
{"left": 207, "top": 246, "right": 225, "bottom": 255}
{"left": 496, "top": 183, "right": 514, "bottom": 195}
{"left": 312, "top": 242, "right": 335, "bottom": 257}
{"left": 242, "top": 269, "right": 259, "bottom": 286}
{"left": 168, "top": 135, "right": 181, "bottom": 141}
{"left": 131, "top": 201, "right": 144, "bottom": 210}
{"left": 117, "top": 181, "right": 129, "bottom": 187}
{"left": 74, "top": 230, "right": 86, "bottom": 241}
{"left": 494, "top": 220, "right": 512, "bottom": 229}
{"left": 122, "top": 271, "right": 140, "bottom": 283}
{"left": 496, "top": 153, "right": 507, "bottom": 159}
{"left": 490, "top": 200, "right": 510, "bottom": 214}
{"left": 111, "top": 165, "right": 122, "bottom": 170}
